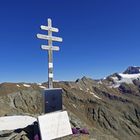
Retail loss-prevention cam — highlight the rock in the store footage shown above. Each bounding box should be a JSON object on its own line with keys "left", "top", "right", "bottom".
{"left": 0, "top": 89, "right": 43, "bottom": 116}
{"left": 123, "top": 66, "right": 140, "bottom": 74}
{"left": 133, "top": 79, "right": 140, "bottom": 87}
{"left": 119, "top": 83, "right": 132, "bottom": 94}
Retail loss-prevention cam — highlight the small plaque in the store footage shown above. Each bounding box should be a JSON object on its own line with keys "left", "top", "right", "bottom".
{"left": 43, "top": 88, "right": 62, "bottom": 113}
{"left": 49, "top": 73, "right": 53, "bottom": 78}
{"left": 49, "top": 63, "right": 53, "bottom": 68}
{"left": 38, "top": 111, "right": 72, "bottom": 140}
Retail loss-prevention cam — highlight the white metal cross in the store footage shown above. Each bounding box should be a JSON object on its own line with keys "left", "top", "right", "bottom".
{"left": 37, "top": 18, "right": 63, "bottom": 88}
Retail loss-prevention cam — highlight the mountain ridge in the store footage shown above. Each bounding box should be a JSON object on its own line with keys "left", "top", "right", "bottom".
{"left": 0, "top": 66, "right": 140, "bottom": 140}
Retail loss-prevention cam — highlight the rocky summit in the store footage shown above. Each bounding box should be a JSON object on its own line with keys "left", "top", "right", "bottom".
{"left": 0, "top": 67, "right": 140, "bottom": 140}
{"left": 123, "top": 66, "right": 140, "bottom": 74}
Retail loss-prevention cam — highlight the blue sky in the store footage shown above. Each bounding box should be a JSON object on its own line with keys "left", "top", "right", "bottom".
{"left": 0, "top": 0, "right": 140, "bottom": 83}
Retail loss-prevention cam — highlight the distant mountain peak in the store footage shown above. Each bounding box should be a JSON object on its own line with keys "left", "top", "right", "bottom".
{"left": 123, "top": 66, "right": 140, "bottom": 74}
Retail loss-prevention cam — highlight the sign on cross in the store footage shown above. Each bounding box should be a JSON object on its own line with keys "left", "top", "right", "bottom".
{"left": 37, "top": 18, "right": 63, "bottom": 88}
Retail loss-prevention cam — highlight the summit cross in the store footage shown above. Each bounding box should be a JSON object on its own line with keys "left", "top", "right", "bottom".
{"left": 37, "top": 18, "right": 63, "bottom": 88}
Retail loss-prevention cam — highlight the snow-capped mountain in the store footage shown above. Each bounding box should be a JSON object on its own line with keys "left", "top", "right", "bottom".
{"left": 105, "top": 66, "right": 140, "bottom": 87}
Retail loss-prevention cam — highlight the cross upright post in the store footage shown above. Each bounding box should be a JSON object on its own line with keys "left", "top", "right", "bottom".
{"left": 48, "top": 19, "right": 53, "bottom": 88}
{"left": 37, "top": 18, "right": 62, "bottom": 89}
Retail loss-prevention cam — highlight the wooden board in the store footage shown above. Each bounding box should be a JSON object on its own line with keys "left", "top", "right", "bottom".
{"left": 41, "top": 45, "right": 60, "bottom": 51}
{"left": 41, "top": 25, "right": 59, "bottom": 32}
{"left": 37, "top": 34, "right": 63, "bottom": 42}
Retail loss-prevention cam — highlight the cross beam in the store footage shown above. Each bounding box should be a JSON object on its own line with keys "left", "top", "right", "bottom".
{"left": 37, "top": 18, "right": 62, "bottom": 88}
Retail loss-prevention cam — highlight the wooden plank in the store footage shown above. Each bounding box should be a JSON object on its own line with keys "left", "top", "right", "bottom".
{"left": 41, "top": 25, "right": 59, "bottom": 32}
{"left": 41, "top": 45, "right": 60, "bottom": 51}
{"left": 37, "top": 34, "right": 63, "bottom": 42}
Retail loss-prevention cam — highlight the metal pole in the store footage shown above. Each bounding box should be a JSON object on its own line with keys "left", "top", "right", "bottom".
{"left": 48, "top": 18, "right": 53, "bottom": 89}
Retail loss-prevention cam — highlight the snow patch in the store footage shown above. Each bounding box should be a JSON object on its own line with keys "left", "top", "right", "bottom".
{"left": 109, "top": 84, "right": 120, "bottom": 88}
{"left": 103, "top": 77, "right": 106, "bottom": 80}
{"left": 86, "top": 88, "right": 90, "bottom": 91}
{"left": 0, "top": 116, "right": 37, "bottom": 131}
{"left": 98, "top": 80, "right": 102, "bottom": 84}
{"left": 23, "top": 84, "right": 31, "bottom": 87}
{"left": 115, "top": 73, "right": 140, "bottom": 84}
{"left": 111, "top": 76, "right": 119, "bottom": 81}
{"left": 16, "top": 84, "right": 20, "bottom": 87}
{"left": 119, "top": 73, "right": 140, "bottom": 79}
{"left": 110, "top": 73, "right": 140, "bottom": 88}
{"left": 39, "top": 86, "right": 47, "bottom": 89}
{"left": 79, "top": 87, "right": 83, "bottom": 90}
{"left": 90, "top": 92, "right": 102, "bottom": 100}
{"left": 37, "top": 83, "right": 42, "bottom": 86}
{"left": 72, "top": 104, "right": 76, "bottom": 108}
